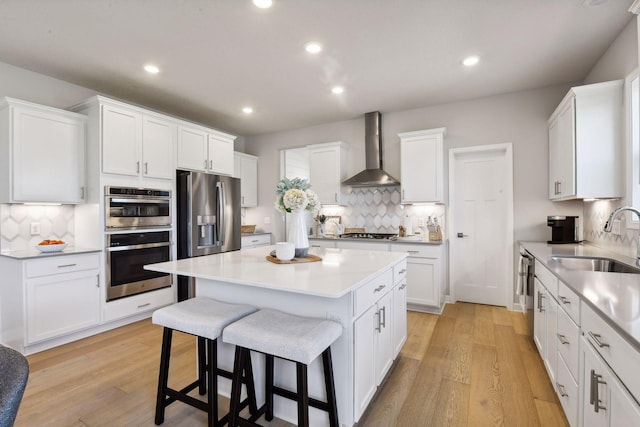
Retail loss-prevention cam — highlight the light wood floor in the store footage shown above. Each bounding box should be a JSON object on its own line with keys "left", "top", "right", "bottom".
{"left": 15, "top": 303, "right": 568, "bottom": 426}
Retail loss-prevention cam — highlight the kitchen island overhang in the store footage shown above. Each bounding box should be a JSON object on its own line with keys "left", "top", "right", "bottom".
{"left": 145, "top": 245, "right": 408, "bottom": 426}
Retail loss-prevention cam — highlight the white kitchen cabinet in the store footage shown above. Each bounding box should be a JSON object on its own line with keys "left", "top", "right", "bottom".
{"left": 0, "top": 97, "right": 86, "bottom": 204}
{"left": 241, "top": 233, "right": 271, "bottom": 249}
{"left": 309, "top": 238, "right": 337, "bottom": 249}
{"left": 548, "top": 80, "right": 623, "bottom": 200}
{"left": 532, "top": 277, "right": 558, "bottom": 384}
{"left": 581, "top": 336, "right": 640, "bottom": 427}
{"left": 234, "top": 152, "right": 258, "bottom": 207}
{"left": 177, "top": 123, "right": 235, "bottom": 176}
{"left": 0, "top": 252, "right": 101, "bottom": 354}
{"left": 308, "top": 141, "right": 348, "bottom": 205}
{"left": 72, "top": 96, "right": 174, "bottom": 182}
{"left": 398, "top": 127, "right": 445, "bottom": 203}
{"left": 390, "top": 243, "right": 444, "bottom": 311}
{"left": 392, "top": 279, "right": 407, "bottom": 357}
{"left": 533, "top": 278, "right": 547, "bottom": 356}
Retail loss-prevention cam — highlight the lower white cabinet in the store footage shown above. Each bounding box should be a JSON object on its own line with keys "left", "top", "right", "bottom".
{"left": 393, "top": 279, "right": 408, "bottom": 356}
{"left": 241, "top": 233, "right": 271, "bottom": 249}
{"left": 581, "top": 336, "right": 640, "bottom": 427}
{"left": 390, "top": 243, "right": 444, "bottom": 310}
{"left": 103, "top": 286, "right": 174, "bottom": 323}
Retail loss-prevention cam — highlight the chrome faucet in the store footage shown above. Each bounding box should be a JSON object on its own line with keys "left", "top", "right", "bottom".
{"left": 604, "top": 206, "right": 640, "bottom": 265}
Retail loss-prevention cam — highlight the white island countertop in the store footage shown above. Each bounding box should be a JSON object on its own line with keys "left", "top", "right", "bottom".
{"left": 145, "top": 245, "right": 407, "bottom": 299}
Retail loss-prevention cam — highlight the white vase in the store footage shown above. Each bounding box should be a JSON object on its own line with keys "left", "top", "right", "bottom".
{"left": 287, "top": 210, "right": 309, "bottom": 258}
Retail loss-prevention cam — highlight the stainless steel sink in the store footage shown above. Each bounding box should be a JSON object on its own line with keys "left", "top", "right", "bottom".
{"left": 550, "top": 256, "right": 640, "bottom": 274}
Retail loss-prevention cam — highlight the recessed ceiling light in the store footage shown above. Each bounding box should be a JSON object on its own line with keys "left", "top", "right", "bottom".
{"left": 462, "top": 56, "right": 479, "bottom": 67}
{"left": 305, "top": 42, "right": 323, "bottom": 54}
{"left": 331, "top": 86, "right": 344, "bottom": 94}
{"left": 242, "top": 107, "right": 253, "bottom": 114}
{"left": 253, "top": 0, "right": 272, "bottom": 8}
{"left": 144, "top": 64, "right": 160, "bottom": 74}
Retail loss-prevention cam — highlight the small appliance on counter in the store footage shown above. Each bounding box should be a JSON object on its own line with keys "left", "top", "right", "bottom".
{"left": 547, "top": 215, "right": 582, "bottom": 244}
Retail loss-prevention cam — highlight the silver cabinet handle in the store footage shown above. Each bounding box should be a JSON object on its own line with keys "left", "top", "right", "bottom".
{"left": 57, "top": 263, "right": 77, "bottom": 268}
{"left": 137, "top": 303, "right": 151, "bottom": 309}
{"left": 559, "top": 295, "right": 571, "bottom": 305}
{"left": 144, "top": 162, "right": 148, "bottom": 175}
{"left": 380, "top": 306, "right": 386, "bottom": 328}
{"left": 556, "top": 382, "right": 568, "bottom": 397}
{"left": 136, "top": 161, "right": 140, "bottom": 173}
{"left": 399, "top": 268, "right": 407, "bottom": 274}
{"left": 588, "top": 332, "right": 610, "bottom": 348}
{"left": 375, "top": 309, "right": 381, "bottom": 332}
{"left": 557, "top": 333, "right": 569, "bottom": 345}
{"left": 399, "top": 283, "right": 407, "bottom": 290}
{"left": 537, "top": 291, "right": 545, "bottom": 312}
{"left": 204, "top": 159, "right": 207, "bottom": 169}
{"left": 407, "top": 250, "right": 420, "bottom": 254}
{"left": 374, "top": 285, "right": 386, "bottom": 293}
{"left": 457, "top": 233, "right": 469, "bottom": 238}
{"left": 81, "top": 186, "right": 85, "bottom": 199}
{"left": 557, "top": 181, "right": 562, "bottom": 195}
{"left": 96, "top": 273, "right": 100, "bottom": 288}
{"left": 209, "top": 160, "right": 213, "bottom": 170}
{"left": 241, "top": 196, "right": 245, "bottom": 205}
{"left": 590, "top": 369, "right": 607, "bottom": 413}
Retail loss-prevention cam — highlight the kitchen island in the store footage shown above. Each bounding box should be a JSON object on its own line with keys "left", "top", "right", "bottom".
{"left": 145, "top": 245, "right": 408, "bottom": 427}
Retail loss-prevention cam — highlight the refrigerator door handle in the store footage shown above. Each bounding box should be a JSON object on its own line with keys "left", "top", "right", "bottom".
{"left": 217, "top": 181, "right": 225, "bottom": 246}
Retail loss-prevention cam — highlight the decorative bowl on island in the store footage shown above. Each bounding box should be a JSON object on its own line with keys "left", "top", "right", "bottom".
{"left": 36, "top": 240, "right": 67, "bottom": 253}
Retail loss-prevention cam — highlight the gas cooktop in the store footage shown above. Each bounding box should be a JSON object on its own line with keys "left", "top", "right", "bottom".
{"left": 339, "top": 232, "right": 397, "bottom": 240}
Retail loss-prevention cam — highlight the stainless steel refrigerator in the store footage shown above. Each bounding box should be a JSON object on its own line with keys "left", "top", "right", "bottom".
{"left": 176, "top": 169, "right": 241, "bottom": 300}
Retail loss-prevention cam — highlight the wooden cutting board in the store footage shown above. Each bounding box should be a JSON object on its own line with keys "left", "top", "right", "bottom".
{"left": 266, "top": 254, "right": 322, "bottom": 264}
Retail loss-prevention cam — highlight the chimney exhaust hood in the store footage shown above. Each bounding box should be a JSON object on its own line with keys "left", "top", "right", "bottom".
{"left": 342, "top": 111, "right": 400, "bottom": 187}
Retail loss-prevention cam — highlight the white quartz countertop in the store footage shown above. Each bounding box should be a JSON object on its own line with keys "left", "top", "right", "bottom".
{"left": 520, "top": 241, "right": 640, "bottom": 351}
{"left": 309, "top": 236, "right": 444, "bottom": 245}
{"left": 0, "top": 247, "right": 102, "bottom": 260}
{"left": 145, "top": 245, "right": 407, "bottom": 298}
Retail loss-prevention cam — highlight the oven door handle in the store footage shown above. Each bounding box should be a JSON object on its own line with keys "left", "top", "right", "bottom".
{"left": 106, "top": 241, "right": 171, "bottom": 252}
{"left": 108, "top": 198, "right": 169, "bottom": 204}
{"left": 217, "top": 181, "right": 225, "bottom": 246}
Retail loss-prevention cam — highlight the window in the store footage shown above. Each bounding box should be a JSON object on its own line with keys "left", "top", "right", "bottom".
{"left": 628, "top": 70, "right": 640, "bottom": 226}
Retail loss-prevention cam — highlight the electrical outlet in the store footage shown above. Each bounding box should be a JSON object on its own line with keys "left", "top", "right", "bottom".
{"left": 264, "top": 216, "right": 271, "bottom": 224}
{"left": 30, "top": 222, "right": 41, "bottom": 236}
{"left": 612, "top": 219, "right": 621, "bottom": 235}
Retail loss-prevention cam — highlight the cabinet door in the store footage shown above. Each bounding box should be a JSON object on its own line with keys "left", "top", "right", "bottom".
{"left": 309, "top": 146, "right": 341, "bottom": 205}
{"left": 405, "top": 256, "right": 439, "bottom": 307}
{"left": 177, "top": 125, "right": 208, "bottom": 172}
{"left": 207, "top": 134, "right": 234, "bottom": 176}
{"left": 354, "top": 304, "right": 377, "bottom": 421}
{"left": 26, "top": 270, "right": 100, "bottom": 344}
{"left": 392, "top": 281, "right": 407, "bottom": 357}
{"left": 544, "top": 294, "right": 558, "bottom": 383}
{"left": 240, "top": 154, "right": 258, "bottom": 207}
{"left": 401, "top": 134, "right": 443, "bottom": 202}
{"left": 12, "top": 107, "right": 85, "bottom": 203}
{"left": 533, "top": 279, "right": 546, "bottom": 356}
{"left": 549, "top": 97, "right": 576, "bottom": 199}
{"left": 102, "top": 104, "right": 141, "bottom": 176}
{"left": 142, "top": 116, "right": 174, "bottom": 180}
{"left": 376, "top": 291, "right": 394, "bottom": 385}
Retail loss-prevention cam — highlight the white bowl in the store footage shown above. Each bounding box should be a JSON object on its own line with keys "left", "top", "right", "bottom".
{"left": 36, "top": 243, "right": 67, "bottom": 253}
{"left": 275, "top": 242, "right": 295, "bottom": 261}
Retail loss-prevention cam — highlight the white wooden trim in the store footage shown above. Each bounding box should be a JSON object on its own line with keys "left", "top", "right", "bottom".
{"left": 448, "top": 143, "right": 514, "bottom": 310}
{"left": 629, "top": 0, "right": 640, "bottom": 14}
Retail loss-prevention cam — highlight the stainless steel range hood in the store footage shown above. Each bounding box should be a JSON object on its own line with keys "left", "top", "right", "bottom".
{"left": 342, "top": 111, "right": 400, "bottom": 187}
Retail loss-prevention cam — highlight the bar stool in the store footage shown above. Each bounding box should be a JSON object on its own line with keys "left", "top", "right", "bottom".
{"left": 152, "top": 297, "right": 258, "bottom": 427}
{"left": 223, "top": 309, "right": 342, "bottom": 427}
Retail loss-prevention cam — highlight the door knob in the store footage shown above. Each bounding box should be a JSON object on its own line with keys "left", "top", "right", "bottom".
{"left": 457, "top": 233, "right": 469, "bottom": 238}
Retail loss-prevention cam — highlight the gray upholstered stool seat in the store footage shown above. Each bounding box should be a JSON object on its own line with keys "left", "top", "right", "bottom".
{"left": 152, "top": 297, "right": 257, "bottom": 427}
{"left": 0, "top": 345, "right": 29, "bottom": 427}
{"left": 152, "top": 297, "right": 257, "bottom": 340}
{"left": 223, "top": 309, "right": 342, "bottom": 427}
{"left": 223, "top": 309, "right": 342, "bottom": 364}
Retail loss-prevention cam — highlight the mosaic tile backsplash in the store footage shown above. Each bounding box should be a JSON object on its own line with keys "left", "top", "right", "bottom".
{"left": 583, "top": 199, "right": 639, "bottom": 259}
{"left": 319, "top": 187, "right": 446, "bottom": 237}
{"left": 0, "top": 204, "right": 75, "bottom": 252}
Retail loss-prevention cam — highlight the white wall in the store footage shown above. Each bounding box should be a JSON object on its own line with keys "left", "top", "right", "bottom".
{"left": 245, "top": 84, "right": 584, "bottom": 245}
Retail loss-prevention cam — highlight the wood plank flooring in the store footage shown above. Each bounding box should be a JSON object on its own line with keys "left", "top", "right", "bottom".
{"left": 15, "top": 303, "right": 568, "bottom": 426}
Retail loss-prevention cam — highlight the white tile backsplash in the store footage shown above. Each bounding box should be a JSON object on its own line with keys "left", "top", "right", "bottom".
{"left": 0, "top": 204, "right": 75, "bottom": 252}
{"left": 583, "top": 199, "right": 638, "bottom": 258}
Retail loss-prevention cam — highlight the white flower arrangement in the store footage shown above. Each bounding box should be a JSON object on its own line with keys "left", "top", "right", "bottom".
{"left": 274, "top": 177, "right": 320, "bottom": 214}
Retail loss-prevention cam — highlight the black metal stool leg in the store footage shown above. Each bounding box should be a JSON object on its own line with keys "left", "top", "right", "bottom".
{"left": 265, "top": 355, "right": 274, "bottom": 421}
{"left": 198, "top": 336, "right": 207, "bottom": 395}
{"left": 243, "top": 350, "right": 258, "bottom": 414}
{"left": 228, "top": 347, "right": 246, "bottom": 427}
{"left": 207, "top": 338, "right": 218, "bottom": 427}
{"left": 322, "top": 348, "right": 339, "bottom": 427}
{"left": 155, "top": 328, "right": 173, "bottom": 425}
{"left": 296, "top": 362, "right": 309, "bottom": 427}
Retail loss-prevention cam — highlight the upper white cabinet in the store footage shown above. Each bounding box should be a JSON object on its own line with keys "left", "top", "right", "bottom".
{"left": 548, "top": 80, "right": 623, "bottom": 200}
{"left": 71, "top": 96, "right": 174, "bottom": 183}
{"left": 308, "top": 141, "right": 348, "bottom": 205}
{"left": 177, "top": 123, "right": 235, "bottom": 176}
{"left": 399, "top": 128, "right": 445, "bottom": 203}
{"left": 233, "top": 152, "right": 258, "bottom": 207}
{"left": 0, "top": 97, "right": 86, "bottom": 204}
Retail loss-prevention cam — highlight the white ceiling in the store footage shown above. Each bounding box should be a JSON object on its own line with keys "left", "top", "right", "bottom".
{"left": 0, "top": 0, "right": 634, "bottom": 136}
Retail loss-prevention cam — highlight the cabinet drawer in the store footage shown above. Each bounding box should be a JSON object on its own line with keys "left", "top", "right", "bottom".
{"left": 103, "top": 286, "right": 174, "bottom": 322}
{"left": 557, "top": 280, "right": 580, "bottom": 325}
{"left": 26, "top": 252, "right": 100, "bottom": 278}
{"left": 393, "top": 259, "right": 407, "bottom": 285}
{"left": 556, "top": 307, "right": 580, "bottom": 382}
{"left": 556, "top": 355, "right": 579, "bottom": 427}
{"left": 354, "top": 269, "right": 392, "bottom": 317}
{"left": 583, "top": 303, "right": 640, "bottom": 403}
{"left": 309, "top": 239, "right": 337, "bottom": 249}
{"left": 241, "top": 234, "right": 270, "bottom": 248}
{"left": 535, "top": 260, "right": 558, "bottom": 299}
{"left": 390, "top": 243, "right": 441, "bottom": 258}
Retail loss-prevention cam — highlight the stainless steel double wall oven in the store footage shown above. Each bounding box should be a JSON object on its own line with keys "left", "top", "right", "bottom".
{"left": 104, "top": 186, "right": 172, "bottom": 301}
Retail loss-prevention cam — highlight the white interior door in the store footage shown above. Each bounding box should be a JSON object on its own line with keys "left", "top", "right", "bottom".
{"left": 449, "top": 144, "right": 513, "bottom": 307}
